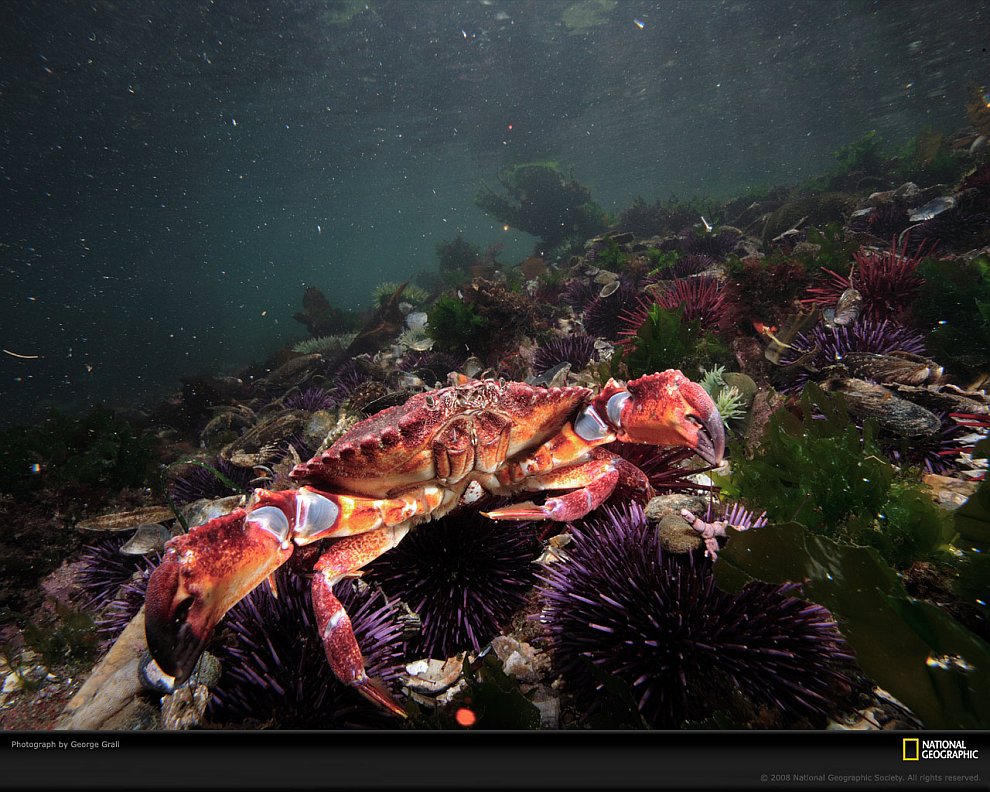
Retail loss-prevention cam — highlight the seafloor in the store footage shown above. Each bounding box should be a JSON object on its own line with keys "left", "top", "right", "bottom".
{"left": 1, "top": 118, "right": 989, "bottom": 731}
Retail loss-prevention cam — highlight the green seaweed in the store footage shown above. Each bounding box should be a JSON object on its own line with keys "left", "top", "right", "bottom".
{"left": 914, "top": 255, "right": 990, "bottom": 378}
{"left": 715, "top": 522, "right": 990, "bottom": 729}
{"left": 617, "top": 304, "right": 729, "bottom": 380}
{"left": 0, "top": 407, "right": 157, "bottom": 502}
{"left": 833, "top": 130, "right": 887, "bottom": 177}
{"left": 426, "top": 295, "right": 490, "bottom": 355}
{"left": 714, "top": 384, "right": 954, "bottom": 568}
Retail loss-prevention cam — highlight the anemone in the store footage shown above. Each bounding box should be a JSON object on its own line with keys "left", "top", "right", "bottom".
{"left": 802, "top": 238, "right": 927, "bottom": 322}
{"left": 208, "top": 567, "right": 406, "bottom": 728}
{"left": 291, "top": 333, "right": 357, "bottom": 357}
{"left": 532, "top": 334, "right": 597, "bottom": 375}
{"left": 540, "top": 503, "right": 856, "bottom": 728}
{"left": 364, "top": 509, "right": 541, "bottom": 659}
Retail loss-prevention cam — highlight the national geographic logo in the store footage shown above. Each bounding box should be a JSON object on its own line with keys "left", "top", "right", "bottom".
{"left": 903, "top": 738, "right": 979, "bottom": 761}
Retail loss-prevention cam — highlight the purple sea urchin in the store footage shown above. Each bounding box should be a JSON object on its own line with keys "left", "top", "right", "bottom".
{"left": 803, "top": 238, "right": 926, "bottom": 322}
{"left": 365, "top": 509, "right": 541, "bottom": 659}
{"left": 283, "top": 386, "right": 337, "bottom": 413}
{"left": 540, "top": 503, "right": 856, "bottom": 728}
{"left": 533, "top": 334, "right": 597, "bottom": 375}
{"left": 583, "top": 279, "right": 642, "bottom": 340}
{"left": 75, "top": 536, "right": 148, "bottom": 611}
{"left": 208, "top": 567, "right": 405, "bottom": 728}
{"left": 166, "top": 456, "right": 255, "bottom": 506}
{"left": 609, "top": 442, "right": 712, "bottom": 496}
{"left": 96, "top": 560, "right": 157, "bottom": 649}
{"left": 778, "top": 317, "right": 927, "bottom": 392}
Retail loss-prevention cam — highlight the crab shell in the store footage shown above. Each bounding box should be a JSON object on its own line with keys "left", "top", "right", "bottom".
{"left": 291, "top": 380, "right": 593, "bottom": 498}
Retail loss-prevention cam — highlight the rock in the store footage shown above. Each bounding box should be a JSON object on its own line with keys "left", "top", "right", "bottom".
{"left": 120, "top": 523, "right": 172, "bottom": 555}
{"left": 54, "top": 608, "right": 150, "bottom": 730}
{"left": 922, "top": 474, "right": 980, "bottom": 510}
{"left": 645, "top": 493, "right": 709, "bottom": 523}
{"left": 161, "top": 684, "right": 210, "bottom": 730}
{"left": 529, "top": 687, "right": 560, "bottom": 729}
{"left": 491, "top": 636, "right": 549, "bottom": 684}
{"left": 657, "top": 514, "right": 704, "bottom": 554}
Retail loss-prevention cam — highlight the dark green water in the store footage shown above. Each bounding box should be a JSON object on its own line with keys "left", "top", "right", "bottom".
{"left": 1, "top": 0, "right": 986, "bottom": 425}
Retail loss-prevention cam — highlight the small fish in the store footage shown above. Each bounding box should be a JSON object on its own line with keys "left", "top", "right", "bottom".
{"left": 633, "top": 18, "right": 645, "bottom": 29}
{"left": 700, "top": 216, "right": 713, "bottom": 233}
{"left": 909, "top": 195, "right": 955, "bottom": 222}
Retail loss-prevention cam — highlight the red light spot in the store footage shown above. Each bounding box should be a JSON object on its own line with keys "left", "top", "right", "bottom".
{"left": 507, "top": 123, "right": 513, "bottom": 131}
{"left": 455, "top": 707, "right": 476, "bottom": 727}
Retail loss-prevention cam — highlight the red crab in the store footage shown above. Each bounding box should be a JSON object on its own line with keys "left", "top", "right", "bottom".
{"left": 145, "top": 371, "right": 724, "bottom": 717}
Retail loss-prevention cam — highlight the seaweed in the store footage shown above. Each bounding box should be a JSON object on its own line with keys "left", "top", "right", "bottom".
{"left": 615, "top": 304, "right": 729, "bottom": 380}
{"left": 0, "top": 407, "right": 157, "bottom": 502}
{"left": 913, "top": 255, "right": 990, "bottom": 378}
{"left": 427, "top": 295, "right": 490, "bottom": 355}
{"left": 476, "top": 162, "right": 607, "bottom": 253}
{"left": 714, "top": 384, "right": 954, "bottom": 568}
{"left": 715, "top": 522, "right": 990, "bottom": 729}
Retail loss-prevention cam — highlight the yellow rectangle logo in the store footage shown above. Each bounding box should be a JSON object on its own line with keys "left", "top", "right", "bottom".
{"left": 903, "top": 738, "right": 920, "bottom": 761}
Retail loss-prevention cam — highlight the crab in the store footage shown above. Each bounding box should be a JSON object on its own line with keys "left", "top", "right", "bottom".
{"left": 145, "top": 370, "right": 724, "bottom": 717}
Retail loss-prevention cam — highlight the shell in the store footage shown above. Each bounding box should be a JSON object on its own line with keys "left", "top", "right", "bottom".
{"left": 841, "top": 352, "right": 943, "bottom": 386}
{"left": 77, "top": 505, "right": 176, "bottom": 533}
{"left": 291, "top": 379, "right": 591, "bottom": 495}
{"left": 822, "top": 376, "right": 942, "bottom": 437}
{"left": 120, "top": 523, "right": 173, "bottom": 555}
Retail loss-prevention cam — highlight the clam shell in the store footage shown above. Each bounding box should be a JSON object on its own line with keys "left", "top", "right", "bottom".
{"left": 822, "top": 377, "right": 941, "bottom": 437}
{"left": 120, "top": 523, "right": 172, "bottom": 555}
{"left": 76, "top": 505, "right": 176, "bottom": 533}
{"left": 598, "top": 280, "right": 620, "bottom": 298}
{"left": 841, "top": 352, "right": 943, "bottom": 386}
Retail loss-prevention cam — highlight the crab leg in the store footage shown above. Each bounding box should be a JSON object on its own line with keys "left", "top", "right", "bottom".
{"left": 483, "top": 450, "right": 623, "bottom": 521}
{"left": 311, "top": 526, "right": 411, "bottom": 718}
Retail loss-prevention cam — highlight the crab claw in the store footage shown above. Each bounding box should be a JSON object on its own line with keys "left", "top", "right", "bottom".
{"left": 598, "top": 371, "right": 725, "bottom": 466}
{"left": 145, "top": 505, "right": 294, "bottom": 685}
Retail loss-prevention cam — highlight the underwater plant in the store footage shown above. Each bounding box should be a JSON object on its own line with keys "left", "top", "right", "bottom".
{"left": 427, "top": 295, "right": 491, "bottom": 356}
{"left": 540, "top": 503, "right": 856, "bottom": 728}
{"left": 208, "top": 567, "right": 405, "bottom": 729}
{"left": 365, "top": 510, "right": 541, "bottom": 659}
{"left": 716, "top": 384, "right": 955, "bottom": 569}
{"left": 803, "top": 238, "right": 927, "bottom": 323}
{"left": 293, "top": 286, "right": 362, "bottom": 338}
{"left": 913, "top": 254, "right": 990, "bottom": 378}
{"left": 614, "top": 303, "right": 729, "bottom": 380}
{"left": 0, "top": 407, "right": 157, "bottom": 502}
{"left": 436, "top": 236, "right": 482, "bottom": 276}
{"left": 726, "top": 255, "right": 811, "bottom": 328}
{"left": 476, "top": 162, "right": 607, "bottom": 253}
{"left": 532, "top": 334, "right": 597, "bottom": 375}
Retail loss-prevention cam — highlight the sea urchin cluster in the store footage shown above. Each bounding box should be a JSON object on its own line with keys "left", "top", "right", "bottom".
{"left": 365, "top": 509, "right": 541, "bottom": 659}
{"left": 540, "top": 503, "right": 856, "bottom": 728}
{"left": 208, "top": 566, "right": 406, "bottom": 729}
